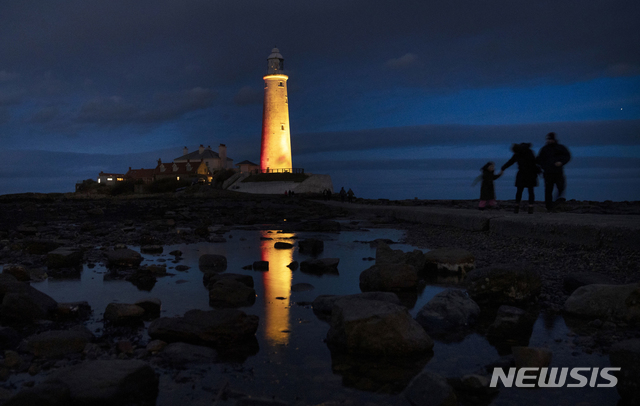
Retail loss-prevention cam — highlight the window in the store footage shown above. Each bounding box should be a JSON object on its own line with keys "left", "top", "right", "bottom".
{"left": 117, "top": 177, "right": 124, "bottom": 181}
{"left": 177, "top": 176, "right": 180, "bottom": 181}
{"left": 107, "top": 177, "right": 113, "bottom": 181}
{"left": 281, "top": 125, "right": 284, "bottom": 130}
{"left": 279, "top": 82, "right": 283, "bottom": 87}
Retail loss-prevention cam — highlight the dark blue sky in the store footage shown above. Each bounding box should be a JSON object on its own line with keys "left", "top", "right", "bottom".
{"left": 1, "top": 1, "right": 639, "bottom": 200}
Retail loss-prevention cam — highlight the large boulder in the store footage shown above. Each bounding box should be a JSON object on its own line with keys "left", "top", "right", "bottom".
{"left": 208, "top": 279, "right": 256, "bottom": 308}
{"left": 403, "top": 370, "right": 457, "bottom": 406}
{"left": 134, "top": 298, "right": 161, "bottom": 319}
{"left": 2, "top": 264, "right": 30, "bottom": 281}
{"left": 610, "top": 339, "right": 640, "bottom": 405}
{"left": 158, "top": 342, "right": 218, "bottom": 366}
{"left": 42, "top": 360, "right": 158, "bottom": 406}
{"left": 326, "top": 298, "right": 433, "bottom": 356}
{"left": 198, "top": 254, "right": 227, "bottom": 272}
{"left": 22, "top": 326, "right": 94, "bottom": 358}
{"left": 465, "top": 265, "right": 541, "bottom": 306}
{"left": 487, "top": 305, "right": 530, "bottom": 339}
{"left": 415, "top": 289, "right": 480, "bottom": 335}
{"left": 300, "top": 258, "right": 339, "bottom": 275}
{"left": 47, "top": 247, "right": 83, "bottom": 269}
{"left": 512, "top": 346, "right": 552, "bottom": 368}
{"left": 0, "top": 274, "right": 58, "bottom": 322}
{"left": 103, "top": 303, "right": 145, "bottom": 325}
{"left": 563, "top": 283, "right": 640, "bottom": 323}
{"left": 312, "top": 292, "right": 401, "bottom": 320}
{"left": 105, "top": 249, "right": 142, "bottom": 268}
{"left": 375, "top": 244, "right": 426, "bottom": 273}
{"left": 359, "top": 263, "right": 418, "bottom": 292}
{"left": 563, "top": 272, "right": 617, "bottom": 294}
{"left": 148, "top": 309, "right": 259, "bottom": 347}
{"left": 203, "top": 272, "right": 254, "bottom": 290}
{"left": 298, "top": 238, "right": 324, "bottom": 255}
{"left": 423, "top": 248, "right": 475, "bottom": 275}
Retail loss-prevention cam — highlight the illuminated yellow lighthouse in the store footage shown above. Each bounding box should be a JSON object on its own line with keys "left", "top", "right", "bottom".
{"left": 260, "top": 48, "right": 292, "bottom": 171}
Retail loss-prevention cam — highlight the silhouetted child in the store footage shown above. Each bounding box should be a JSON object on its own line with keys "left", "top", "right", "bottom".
{"left": 472, "top": 162, "right": 503, "bottom": 210}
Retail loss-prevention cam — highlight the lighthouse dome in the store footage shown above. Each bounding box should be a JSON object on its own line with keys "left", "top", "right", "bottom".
{"left": 268, "top": 48, "right": 283, "bottom": 60}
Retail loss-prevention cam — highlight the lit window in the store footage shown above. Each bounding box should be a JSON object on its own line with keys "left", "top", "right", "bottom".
{"left": 177, "top": 176, "right": 180, "bottom": 181}
{"left": 117, "top": 177, "right": 124, "bottom": 181}
{"left": 107, "top": 177, "right": 113, "bottom": 181}
{"left": 98, "top": 179, "right": 101, "bottom": 183}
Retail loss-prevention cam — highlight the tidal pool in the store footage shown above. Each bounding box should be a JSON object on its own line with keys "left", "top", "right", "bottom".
{"left": 23, "top": 228, "right": 619, "bottom": 405}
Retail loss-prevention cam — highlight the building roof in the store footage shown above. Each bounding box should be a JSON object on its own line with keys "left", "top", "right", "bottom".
{"left": 268, "top": 48, "right": 283, "bottom": 60}
{"left": 236, "top": 160, "right": 258, "bottom": 166}
{"left": 155, "top": 161, "right": 208, "bottom": 176}
{"left": 98, "top": 172, "right": 125, "bottom": 177}
{"left": 126, "top": 168, "right": 155, "bottom": 179}
{"left": 174, "top": 149, "right": 220, "bottom": 161}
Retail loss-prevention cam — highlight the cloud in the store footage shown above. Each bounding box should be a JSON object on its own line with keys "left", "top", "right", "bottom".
{"left": 385, "top": 53, "right": 417, "bottom": 69}
{"left": 30, "top": 107, "right": 60, "bottom": 123}
{"left": 0, "top": 90, "right": 22, "bottom": 106}
{"left": 233, "top": 86, "right": 262, "bottom": 106}
{"left": 77, "top": 88, "right": 216, "bottom": 125}
{"left": 293, "top": 120, "right": 640, "bottom": 155}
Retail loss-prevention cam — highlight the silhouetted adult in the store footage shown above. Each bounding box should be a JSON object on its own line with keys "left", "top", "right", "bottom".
{"left": 347, "top": 188, "right": 354, "bottom": 203}
{"left": 501, "top": 143, "right": 539, "bottom": 214}
{"left": 536, "top": 132, "right": 571, "bottom": 212}
{"left": 339, "top": 187, "right": 346, "bottom": 203}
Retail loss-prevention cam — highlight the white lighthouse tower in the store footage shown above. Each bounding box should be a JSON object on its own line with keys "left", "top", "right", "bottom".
{"left": 260, "top": 48, "right": 292, "bottom": 172}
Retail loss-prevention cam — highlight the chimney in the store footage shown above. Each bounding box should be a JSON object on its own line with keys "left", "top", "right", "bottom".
{"left": 183, "top": 146, "right": 188, "bottom": 155}
{"left": 199, "top": 144, "right": 204, "bottom": 154}
{"left": 157, "top": 158, "right": 162, "bottom": 165}
{"left": 219, "top": 144, "right": 227, "bottom": 169}
{"left": 206, "top": 145, "right": 211, "bottom": 150}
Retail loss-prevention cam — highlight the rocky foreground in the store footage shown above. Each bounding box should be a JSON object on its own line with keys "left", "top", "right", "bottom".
{"left": 0, "top": 189, "right": 638, "bottom": 405}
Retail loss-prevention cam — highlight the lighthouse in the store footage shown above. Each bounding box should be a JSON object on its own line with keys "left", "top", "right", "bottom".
{"left": 260, "top": 48, "right": 292, "bottom": 172}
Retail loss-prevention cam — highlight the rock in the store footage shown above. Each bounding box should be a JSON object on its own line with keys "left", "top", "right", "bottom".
{"left": 56, "top": 301, "right": 92, "bottom": 321}
{"left": 297, "top": 220, "right": 340, "bottom": 232}
{"left": 103, "top": 303, "right": 145, "bottom": 325}
{"left": 146, "top": 340, "right": 167, "bottom": 354}
{"left": 140, "top": 245, "right": 163, "bottom": 254}
{"left": 291, "top": 283, "right": 314, "bottom": 292}
{"left": 423, "top": 248, "right": 475, "bottom": 274}
{"left": 274, "top": 242, "right": 293, "bottom": 249}
{"left": 610, "top": 339, "right": 640, "bottom": 405}
{"left": 4, "top": 381, "right": 71, "bottom": 406}
{"left": 24, "top": 240, "right": 63, "bottom": 255}
{"left": 0, "top": 327, "right": 20, "bottom": 350}
{"left": 403, "top": 370, "right": 457, "bottom": 406}
{"left": 300, "top": 258, "right": 339, "bottom": 275}
{"left": 298, "top": 238, "right": 324, "bottom": 255}
{"left": 169, "top": 250, "right": 182, "bottom": 257}
{"left": 2, "top": 265, "right": 30, "bottom": 281}
{"left": 287, "top": 261, "right": 299, "bottom": 270}
{"left": 415, "top": 289, "right": 480, "bottom": 335}
{"left": 194, "top": 226, "right": 210, "bottom": 237}
{"left": 46, "top": 247, "right": 83, "bottom": 269}
{"left": 203, "top": 272, "right": 254, "bottom": 290}
{"left": 236, "top": 398, "right": 289, "bottom": 406}
{"left": 105, "top": 249, "right": 143, "bottom": 268}
{"left": 148, "top": 309, "right": 259, "bottom": 347}
{"left": 512, "top": 346, "right": 552, "bottom": 368}
{"left": 563, "top": 272, "right": 617, "bottom": 294}
{"left": 116, "top": 340, "right": 134, "bottom": 354}
{"left": 134, "top": 298, "right": 162, "bottom": 319}
{"left": 208, "top": 279, "right": 256, "bottom": 308}
{"left": 465, "top": 265, "right": 542, "bottom": 306}
{"left": 375, "top": 243, "right": 407, "bottom": 265}
{"left": 0, "top": 274, "right": 58, "bottom": 322}
{"left": 326, "top": 298, "right": 433, "bottom": 356}
{"left": 22, "top": 326, "right": 94, "bottom": 358}
{"left": 175, "top": 265, "right": 190, "bottom": 271}
{"left": 159, "top": 342, "right": 217, "bottom": 366}
{"left": 487, "top": 305, "right": 530, "bottom": 338}
{"left": 563, "top": 283, "right": 640, "bottom": 323}
{"left": 359, "top": 263, "right": 418, "bottom": 291}
{"left": 44, "top": 360, "right": 158, "bottom": 405}
{"left": 252, "top": 261, "right": 269, "bottom": 271}
{"left": 312, "top": 292, "right": 401, "bottom": 319}
{"left": 198, "top": 254, "right": 227, "bottom": 272}
{"left": 4, "top": 350, "right": 22, "bottom": 368}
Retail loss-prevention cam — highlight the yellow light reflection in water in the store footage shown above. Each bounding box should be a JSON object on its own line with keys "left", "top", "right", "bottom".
{"left": 260, "top": 230, "right": 294, "bottom": 346}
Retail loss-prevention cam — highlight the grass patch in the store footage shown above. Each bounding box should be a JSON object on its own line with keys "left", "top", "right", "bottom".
{"left": 242, "top": 173, "right": 308, "bottom": 183}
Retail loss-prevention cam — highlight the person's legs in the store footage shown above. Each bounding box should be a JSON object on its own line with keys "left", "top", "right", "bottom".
{"left": 527, "top": 186, "right": 535, "bottom": 213}
{"left": 544, "top": 175, "right": 554, "bottom": 211}
{"left": 556, "top": 174, "right": 566, "bottom": 202}
{"left": 514, "top": 186, "right": 524, "bottom": 213}
{"left": 478, "top": 200, "right": 486, "bottom": 210}
{"left": 487, "top": 199, "right": 497, "bottom": 208}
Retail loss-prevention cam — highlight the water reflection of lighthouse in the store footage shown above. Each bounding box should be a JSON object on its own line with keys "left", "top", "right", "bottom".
{"left": 259, "top": 230, "right": 294, "bottom": 346}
